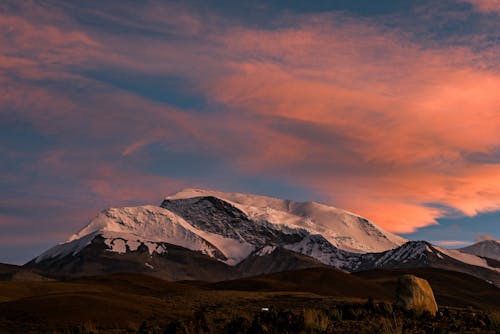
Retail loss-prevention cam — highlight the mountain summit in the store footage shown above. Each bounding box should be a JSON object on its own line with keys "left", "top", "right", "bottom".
{"left": 165, "top": 188, "right": 407, "bottom": 253}
{"left": 25, "top": 189, "right": 499, "bottom": 284}
{"left": 459, "top": 239, "right": 500, "bottom": 261}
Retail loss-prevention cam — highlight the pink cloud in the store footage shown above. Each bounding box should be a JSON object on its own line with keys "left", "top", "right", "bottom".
{"left": 195, "top": 17, "right": 500, "bottom": 232}
{"left": 463, "top": 0, "right": 500, "bottom": 13}
{"left": 433, "top": 240, "right": 471, "bottom": 247}
{"left": 84, "top": 166, "right": 185, "bottom": 206}
{"left": 0, "top": 10, "right": 100, "bottom": 82}
{"left": 1, "top": 2, "right": 500, "bottom": 237}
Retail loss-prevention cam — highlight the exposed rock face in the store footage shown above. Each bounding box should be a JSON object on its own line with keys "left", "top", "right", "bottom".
{"left": 396, "top": 274, "right": 438, "bottom": 316}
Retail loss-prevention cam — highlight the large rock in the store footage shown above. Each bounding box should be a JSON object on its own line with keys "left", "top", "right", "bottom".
{"left": 396, "top": 274, "right": 438, "bottom": 316}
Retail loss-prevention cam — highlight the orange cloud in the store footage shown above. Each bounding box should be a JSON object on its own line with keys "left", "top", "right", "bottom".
{"left": 463, "top": 0, "right": 500, "bottom": 13}
{"left": 2, "top": 2, "right": 499, "bottom": 236}
{"left": 194, "top": 18, "right": 500, "bottom": 232}
{"left": 0, "top": 10, "right": 99, "bottom": 82}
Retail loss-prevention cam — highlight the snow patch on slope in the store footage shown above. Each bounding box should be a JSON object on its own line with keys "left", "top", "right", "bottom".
{"left": 256, "top": 245, "right": 277, "bottom": 256}
{"left": 101, "top": 232, "right": 168, "bottom": 255}
{"left": 436, "top": 246, "right": 500, "bottom": 273}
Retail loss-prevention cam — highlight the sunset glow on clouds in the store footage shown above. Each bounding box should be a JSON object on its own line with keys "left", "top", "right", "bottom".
{"left": 464, "top": 0, "right": 500, "bottom": 12}
{"left": 0, "top": 0, "right": 499, "bottom": 262}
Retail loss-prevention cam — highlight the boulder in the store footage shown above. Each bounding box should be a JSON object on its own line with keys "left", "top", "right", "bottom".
{"left": 396, "top": 274, "right": 438, "bottom": 316}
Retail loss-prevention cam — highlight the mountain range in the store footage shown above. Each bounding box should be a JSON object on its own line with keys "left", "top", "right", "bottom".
{"left": 24, "top": 189, "right": 500, "bottom": 286}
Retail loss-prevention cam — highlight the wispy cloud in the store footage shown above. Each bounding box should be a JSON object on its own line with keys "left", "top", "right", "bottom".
{"left": 433, "top": 240, "right": 471, "bottom": 247}
{"left": 474, "top": 234, "right": 498, "bottom": 242}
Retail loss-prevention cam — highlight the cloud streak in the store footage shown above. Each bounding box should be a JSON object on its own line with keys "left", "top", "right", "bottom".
{"left": 433, "top": 240, "right": 471, "bottom": 247}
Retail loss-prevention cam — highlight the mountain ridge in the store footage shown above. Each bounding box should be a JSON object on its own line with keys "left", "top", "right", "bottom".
{"left": 24, "top": 188, "right": 500, "bottom": 286}
{"left": 459, "top": 239, "right": 500, "bottom": 261}
{"left": 166, "top": 188, "right": 407, "bottom": 253}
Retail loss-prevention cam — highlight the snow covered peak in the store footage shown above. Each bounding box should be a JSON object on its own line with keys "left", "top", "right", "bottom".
{"left": 166, "top": 188, "right": 406, "bottom": 253}
{"left": 68, "top": 205, "right": 189, "bottom": 242}
{"left": 38, "top": 205, "right": 231, "bottom": 264}
{"left": 365, "top": 240, "right": 500, "bottom": 274}
{"left": 167, "top": 188, "right": 295, "bottom": 211}
{"left": 28, "top": 191, "right": 500, "bottom": 286}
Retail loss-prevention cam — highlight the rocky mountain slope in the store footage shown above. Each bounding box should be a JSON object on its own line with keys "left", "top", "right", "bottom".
{"left": 459, "top": 239, "right": 500, "bottom": 261}
{"left": 354, "top": 241, "right": 500, "bottom": 286}
{"left": 165, "top": 188, "right": 406, "bottom": 253}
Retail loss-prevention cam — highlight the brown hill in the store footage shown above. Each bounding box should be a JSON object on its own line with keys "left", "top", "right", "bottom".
{"left": 25, "top": 237, "right": 241, "bottom": 282}
{"left": 0, "top": 263, "right": 50, "bottom": 281}
{"left": 236, "top": 247, "right": 328, "bottom": 276}
{"left": 0, "top": 263, "right": 21, "bottom": 280}
{"left": 209, "top": 267, "right": 391, "bottom": 300}
{"left": 354, "top": 268, "right": 500, "bottom": 310}
{"left": 0, "top": 267, "right": 498, "bottom": 332}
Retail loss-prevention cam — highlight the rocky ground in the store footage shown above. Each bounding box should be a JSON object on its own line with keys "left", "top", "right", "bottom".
{"left": 0, "top": 270, "right": 498, "bottom": 333}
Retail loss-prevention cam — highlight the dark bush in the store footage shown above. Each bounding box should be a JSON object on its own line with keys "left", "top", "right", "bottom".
{"left": 223, "top": 316, "right": 251, "bottom": 334}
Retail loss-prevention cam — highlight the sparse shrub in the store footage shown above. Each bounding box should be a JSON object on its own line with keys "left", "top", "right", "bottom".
{"left": 137, "top": 322, "right": 163, "bottom": 334}
{"left": 303, "top": 308, "right": 329, "bottom": 331}
{"left": 433, "top": 328, "right": 447, "bottom": 334}
{"left": 441, "top": 307, "right": 450, "bottom": 317}
{"left": 403, "top": 308, "right": 418, "bottom": 319}
{"left": 378, "top": 302, "right": 394, "bottom": 316}
{"left": 418, "top": 310, "right": 434, "bottom": 321}
{"left": 193, "top": 310, "right": 210, "bottom": 333}
{"left": 75, "top": 321, "right": 97, "bottom": 334}
{"left": 223, "top": 316, "right": 251, "bottom": 334}
{"left": 379, "top": 315, "right": 403, "bottom": 334}
{"left": 330, "top": 307, "right": 343, "bottom": 321}
{"left": 247, "top": 308, "right": 307, "bottom": 334}
{"left": 275, "top": 309, "right": 305, "bottom": 333}
{"left": 163, "top": 321, "right": 189, "bottom": 334}
{"left": 489, "top": 311, "right": 500, "bottom": 333}
{"left": 343, "top": 304, "right": 366, "bottom": 320}
{"left": 364, "top": 296, "right": 375, "bottom": 310}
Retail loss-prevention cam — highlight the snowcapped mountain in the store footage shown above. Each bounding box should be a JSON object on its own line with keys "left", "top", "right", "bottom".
{"left": 160, "top": 195, "right": 308, "bottom": 258}
{"left": 352, "top": 241, "right": 500, "bottom": 286}
{"left": 27, "top": 189, "right": 393, "bottom": 279}
{"left": 31, "top": 194, "right": 359, "bottom": 270}
{"left": 34, "top": 206, "right": 228, "bottom": 262}
{"left": 375, "top": 241, "right": 497, "bottom": 270}
{"left": 459, "top": 240, "right": 500, "bottom": 261}
{"left": 165, "top": 188, "right": 406, "bottom": 253}
{"left": 25, "top": 188, "right": 500, "bottom": 285}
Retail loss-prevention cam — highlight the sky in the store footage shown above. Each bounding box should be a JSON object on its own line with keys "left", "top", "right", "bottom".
{"left": 1, "top": 0, "right": 499, "bottom": 264}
